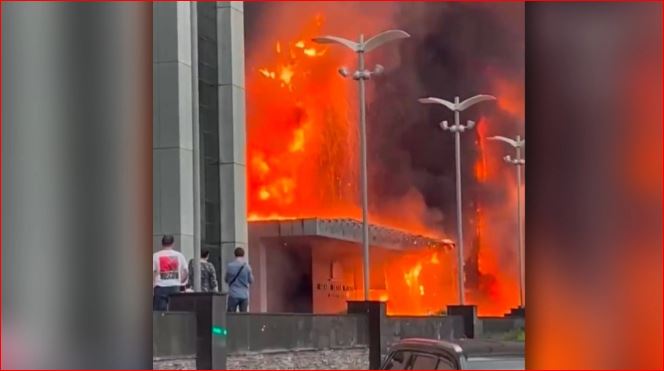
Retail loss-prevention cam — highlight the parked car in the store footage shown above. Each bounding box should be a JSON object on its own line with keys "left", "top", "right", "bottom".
{"left": 381, "top": 338, "right": 525, "bottom": 370}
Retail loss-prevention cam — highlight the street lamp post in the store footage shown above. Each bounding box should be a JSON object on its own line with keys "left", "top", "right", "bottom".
{"left": 418, "top": 95, "right": 496, "bottom": 305}
{"left": 488, "top": 134, "right": 525, "bottom": 308}
{"left": 313, "top": 30, "right": 410, "bottom": 301}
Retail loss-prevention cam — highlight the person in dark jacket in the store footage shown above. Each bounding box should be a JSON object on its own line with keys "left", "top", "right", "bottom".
{"left": 187, "top": 247, "right": 218, "bottom": 293}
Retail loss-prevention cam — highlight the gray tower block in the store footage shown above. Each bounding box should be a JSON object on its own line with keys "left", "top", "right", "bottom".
{"left": 153, "top": 2, "right": 195, "bottom": 259}
{"left": 216, "top": 1, "right": 248, "bottom": 292}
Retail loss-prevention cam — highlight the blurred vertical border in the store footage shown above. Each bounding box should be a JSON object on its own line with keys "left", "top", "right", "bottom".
{"left": 2, "top": 2, "right": 152, "bottom": 368}
{"left": 526, "top": 2, "right": 662, "bottom": 369}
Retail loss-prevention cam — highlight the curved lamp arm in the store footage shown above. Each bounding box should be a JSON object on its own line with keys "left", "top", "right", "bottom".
{"left": 419, "top": 95, "right": 496, "bottom": 112}
{"left": 363, "top": 29, "right": 410, "bottom": 52}
{"left": 418, "top": 97, "right": 456, "bottom": 111}
{"left": 457, "top": 94, "right": 496, "bottom": 111}
{"left": 488, "top": 135, "right": 519, "bottom": 148}
{"left": 312, "top": 30, "right": 409, "bottom": 53}
{"left": 311, "top": 35, "right": 360, "bottom": 52}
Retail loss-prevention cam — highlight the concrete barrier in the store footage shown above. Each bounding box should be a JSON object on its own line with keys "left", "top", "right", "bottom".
{"left": 153, "top": 303, "right": 524, "bottom": 369}
{"left": 226, "top": 312, "right": 368, "bottom": 353}
{"left": 478, "top": 317, "right": 525, "bottom": 338}
{"left": 153, "top": 311, "right": 197, "bottom": 359}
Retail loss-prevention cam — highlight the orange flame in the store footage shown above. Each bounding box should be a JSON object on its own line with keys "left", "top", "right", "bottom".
{"left": 342, "top": 248, "right": 458, "bottom": 315}
{"left": 247, "top": 16, "right": 359, "bottom": 222}
{"left": 247, "top": 13, "right": 522, "bottom": 316}
{"left": 467, "top": 118, "right": 521, "bottom": 316}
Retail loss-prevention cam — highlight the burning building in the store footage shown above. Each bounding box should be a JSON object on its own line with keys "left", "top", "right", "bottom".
{"left": 248, "top": 218, "right": 457, "bottom": 314}
{"left": 153, "top": 2, "right": 524, "bottom": 317}
{"left": 244, "top": 2, "right": 524, "bottom": 316}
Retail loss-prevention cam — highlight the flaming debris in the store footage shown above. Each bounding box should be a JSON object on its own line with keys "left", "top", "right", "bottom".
{"left": 246, "top": 3, "right": 524, "bottom": 316}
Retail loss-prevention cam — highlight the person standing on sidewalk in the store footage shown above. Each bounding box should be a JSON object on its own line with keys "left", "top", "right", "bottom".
{"left": 186, "top": 247, "right": 219, "bottom": 293}
{"left": 153, "top": 235, "right": 188, "bottom": 311}
{"left": 225, "top": 247, "right": 253, "bottom": 312}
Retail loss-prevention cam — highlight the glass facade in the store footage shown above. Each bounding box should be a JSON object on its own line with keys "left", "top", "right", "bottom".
{"left": 197, "top": 3, "right": 222, "bottom": 282}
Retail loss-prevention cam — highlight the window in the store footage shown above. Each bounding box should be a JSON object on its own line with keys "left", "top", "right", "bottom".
{"left": 384, "top": 351, "right": 411, "bottom": 370}
{"left": 435, "top": 357, "right": 457, "bottom": 370}
{"left": 410, "top": 354, "right": 439, "bottom": 370}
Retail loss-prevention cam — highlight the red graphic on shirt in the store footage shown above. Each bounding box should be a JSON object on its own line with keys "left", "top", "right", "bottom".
{"left": 159, "top": 256, "right": 180, "bottom": 280}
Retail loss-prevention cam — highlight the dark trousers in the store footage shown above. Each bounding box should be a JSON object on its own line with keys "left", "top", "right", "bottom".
{"left": 227, "top": 296, "right": 248, "bottom": 312}
{"left": 153, "top": 286, "right": 180, "bottom": 311}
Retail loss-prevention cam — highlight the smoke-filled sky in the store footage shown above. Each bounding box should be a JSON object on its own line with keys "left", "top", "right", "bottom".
{"left": 367, "top": 2, "right": 524, "bottom": 235}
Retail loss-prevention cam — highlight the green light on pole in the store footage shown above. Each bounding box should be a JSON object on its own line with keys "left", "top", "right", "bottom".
{"left": 212, "top": 326, "right": 227, "bottom": 337}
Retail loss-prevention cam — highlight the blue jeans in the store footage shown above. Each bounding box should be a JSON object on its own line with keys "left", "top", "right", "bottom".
{"left": 153, "top": 286, "right": 180, "bottom": 311}
{"left": 227, "top": 296, "right": 248, "bottom": 312}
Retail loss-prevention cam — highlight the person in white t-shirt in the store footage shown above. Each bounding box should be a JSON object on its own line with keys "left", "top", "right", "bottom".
{"left": 153, "top": 235, "right": 188, "bottom": 311}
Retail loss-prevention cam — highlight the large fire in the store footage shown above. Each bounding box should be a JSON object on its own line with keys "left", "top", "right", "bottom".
{"left": 247, "top": 15, "right": 360, "bottom": 222}
{"left": 466, "top": 119, "right": 521, "bottom": 315}
{"left": 351, "top": 248, "right": 460, "bottom": 316}
{"left": 247, "top": 13, "right": 522, "bottom": 316}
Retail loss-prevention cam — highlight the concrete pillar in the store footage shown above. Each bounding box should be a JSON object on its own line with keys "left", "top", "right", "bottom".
{"left": 248, "top": 222, "right": 278, "bottom": 312}
{"left": 216, "top": 1, "right": 248, "bottom": 291}
{"left": 153, "top": 2, "right": 195, "bottom": 259}
{"left": 247, "top": 234, "right": 268, "bottom": 312}
{"left": 447, "top": 305, "right": 478, "bottom": 339}
{"left": 170, "top": 293, "right": 228, "bottom": 370}
{"left": 348, "top": 301, "right": 387, "bottom": 370}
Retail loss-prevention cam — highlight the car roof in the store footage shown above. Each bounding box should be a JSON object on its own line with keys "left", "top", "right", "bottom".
{"left": 390, "top": 338, "right": 524, "bottom": 359}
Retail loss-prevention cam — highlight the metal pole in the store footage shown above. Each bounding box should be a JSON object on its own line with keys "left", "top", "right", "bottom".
{"left": 358, "top": 35, "right": 370, "bottom": 301}
{"left": 515, "top": 136, "right": 524, "bottom": 307}
{"left": 312, "top": 30, "right": 409, "bottom": 302}
{"left": 190, "top": 1, "right": 201, "bottom": 292}
{"left": 420, "top": 95, "right": 495, "bottom": 306}
{"left": 453, "top": 96, "right": 465, "bottom": 305}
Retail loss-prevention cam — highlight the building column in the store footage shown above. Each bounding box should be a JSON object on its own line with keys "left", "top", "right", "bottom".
{"left": 248, "top": 232, "right": 268, "bottom": 312}
{"left": 216, "top": 1, "right": 248, "bottom": 292}
{"left": 153, "top": 2, "right": 195, "bottom": 259}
